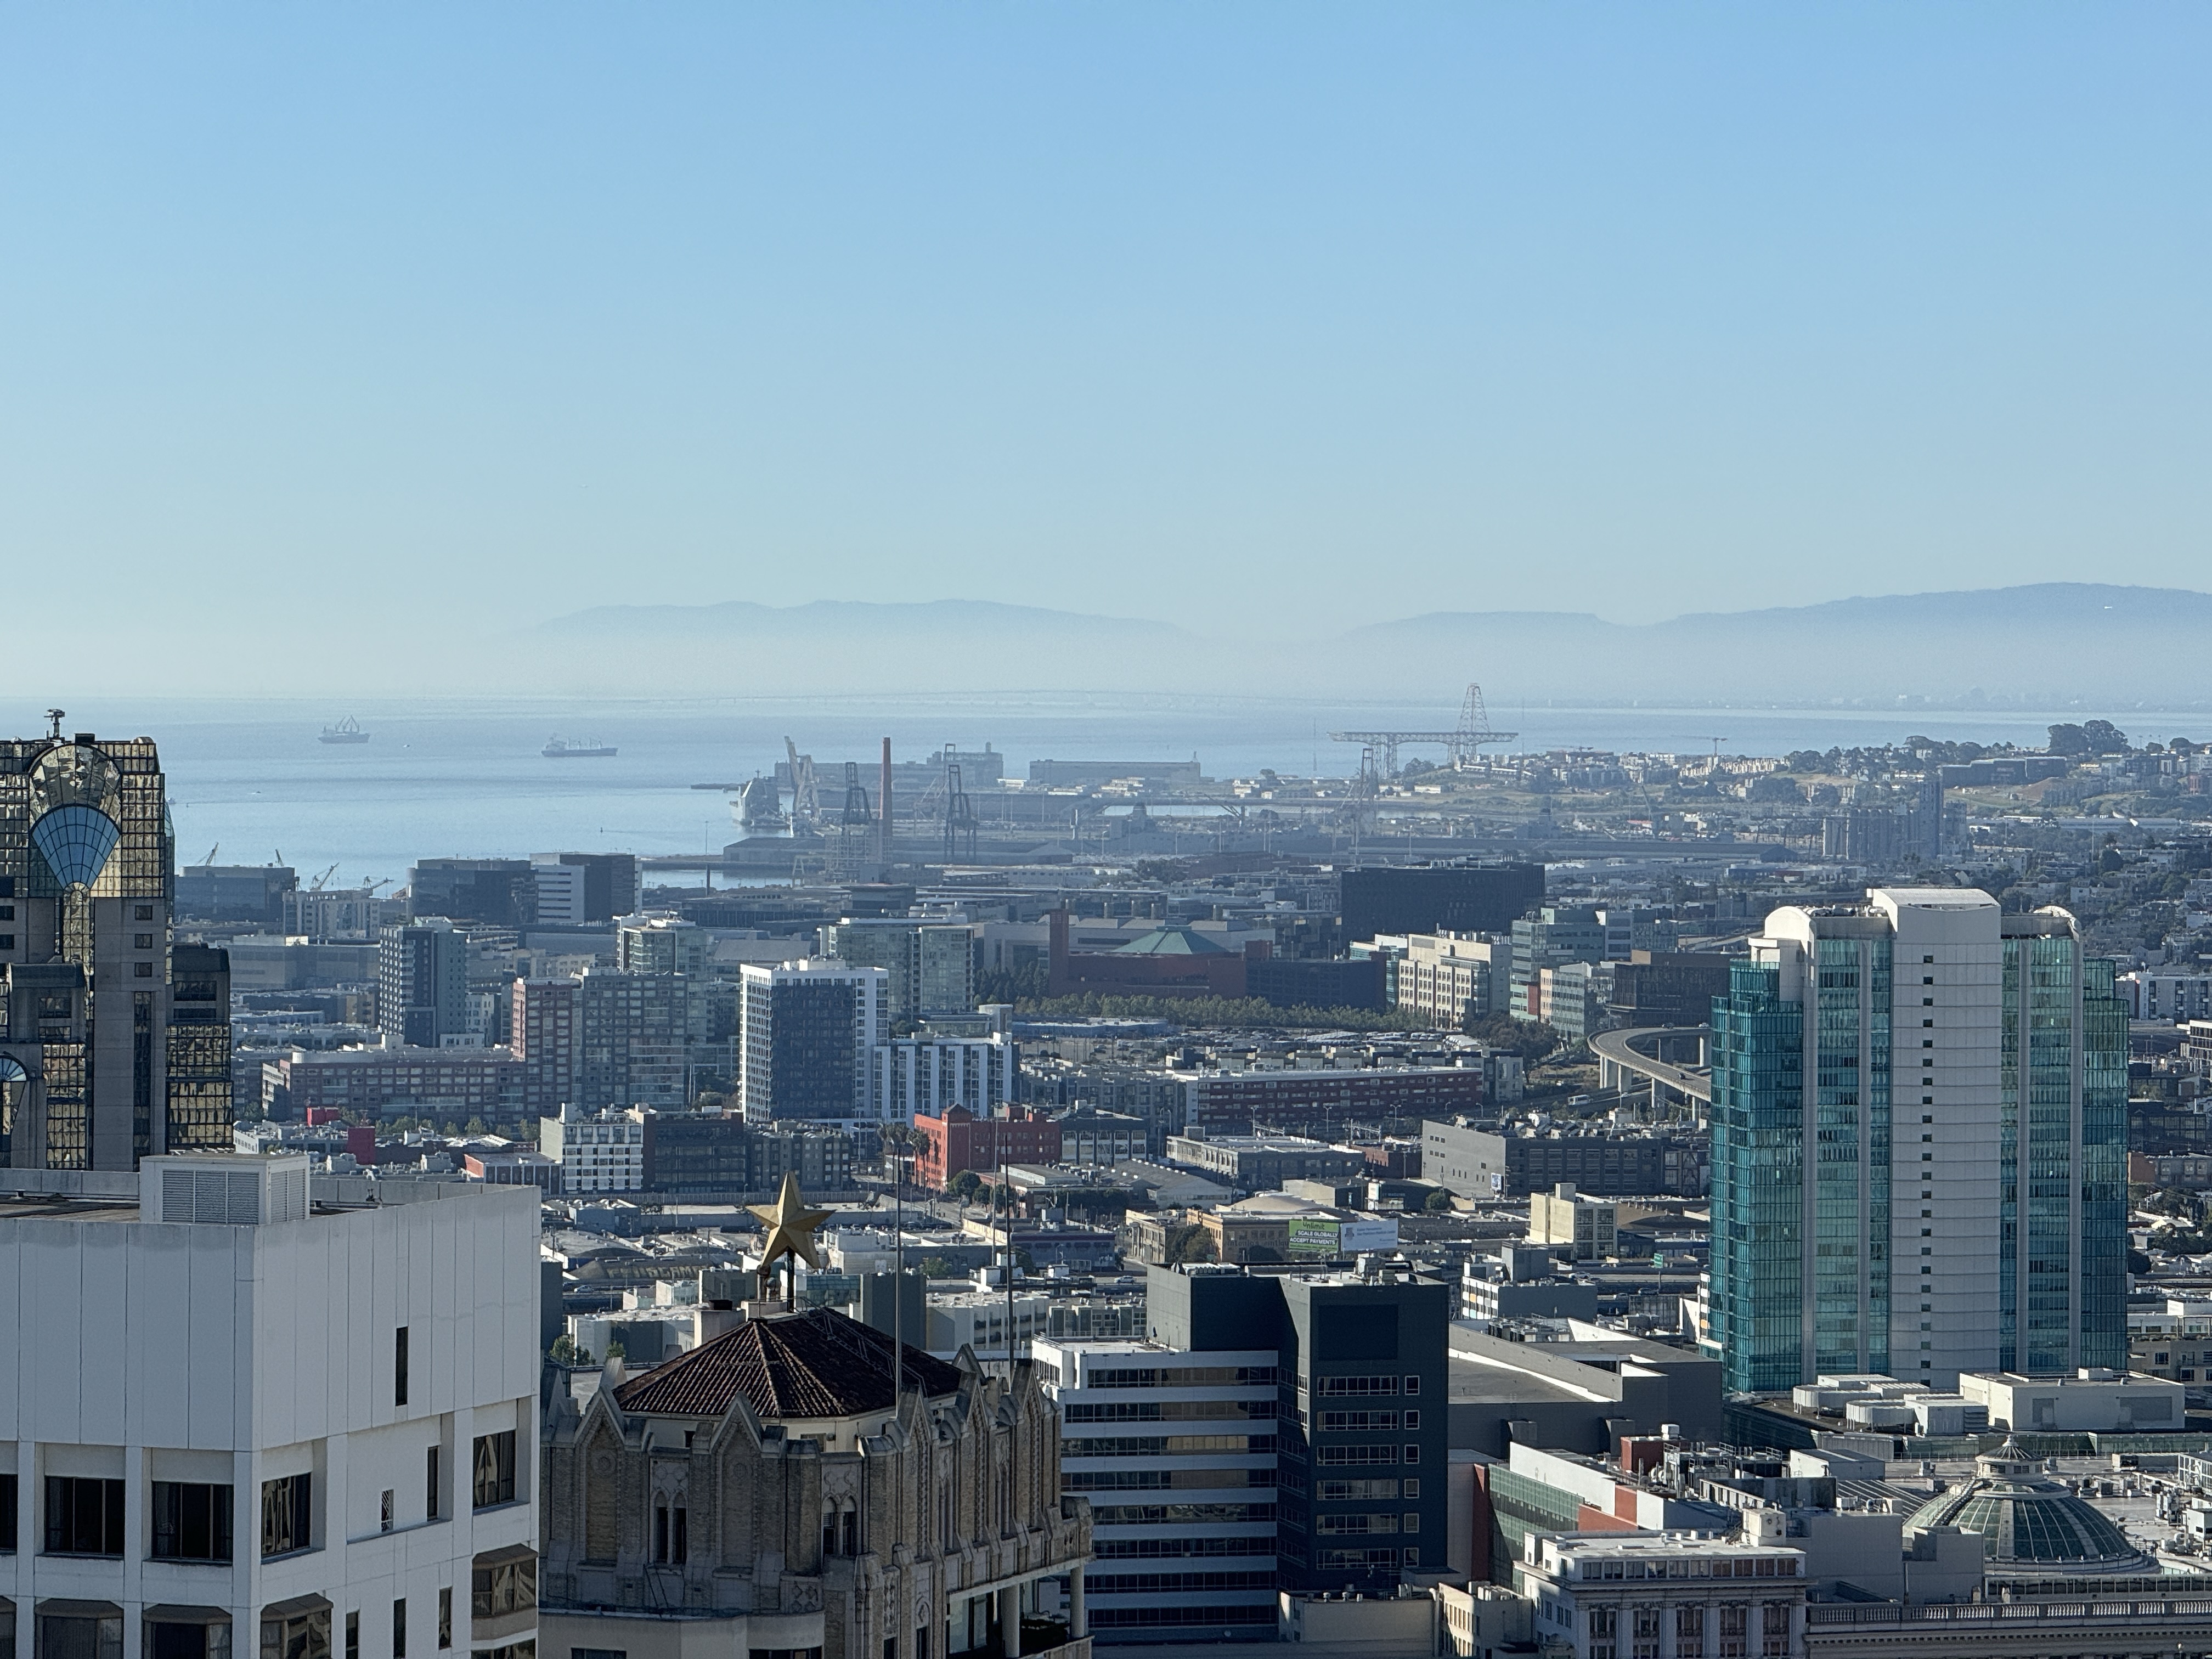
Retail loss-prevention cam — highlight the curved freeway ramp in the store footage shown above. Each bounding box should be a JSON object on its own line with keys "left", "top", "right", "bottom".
{"left": 1590, "top": 1025, "right": 1712, "bottom": 1106}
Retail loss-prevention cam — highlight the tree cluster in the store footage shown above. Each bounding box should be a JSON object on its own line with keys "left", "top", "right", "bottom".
{"left": 1462, "top": 1011, "right": 1562, "bottom": 1063}
{"left": 2047, "top": 720, "right": 2129, "bottom": 757}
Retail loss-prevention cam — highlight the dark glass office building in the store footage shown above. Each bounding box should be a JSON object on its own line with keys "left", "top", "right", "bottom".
{"left": 0, "top": 729, "right": 233, "bottom": 1169}
{"left": 1339, "top": 862, "right": 1544, "bottom": 945}
{"left": 1145, "top": 1264, "right": 1450, "bottom": 1596}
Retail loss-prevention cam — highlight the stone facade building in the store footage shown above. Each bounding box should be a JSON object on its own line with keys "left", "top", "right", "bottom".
{"left": 540, "top": 1305, "right": 1092, "bottom": 1659}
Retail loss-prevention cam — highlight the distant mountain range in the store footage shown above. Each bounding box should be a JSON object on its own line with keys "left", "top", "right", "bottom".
{"left": 539, "top": 598, "right": 1190, "bottom": 647}
{"left": 522, "top": 583, "right": 2212, "bottom": 704}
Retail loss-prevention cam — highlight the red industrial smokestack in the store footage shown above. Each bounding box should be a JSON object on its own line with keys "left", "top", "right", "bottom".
{"left": 879, "top": 737, "right": 893, "bottom": 862}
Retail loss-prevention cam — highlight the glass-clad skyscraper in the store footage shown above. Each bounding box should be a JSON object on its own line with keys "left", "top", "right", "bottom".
{"left": 2001, "top": 919, "right": 2128, "bottom": 1376}
{"left": 0, "top": 726, "right": 232, "bottom": 1170}
{"left": 1707, "top": 888, "right": 2124, "bottom": 1393}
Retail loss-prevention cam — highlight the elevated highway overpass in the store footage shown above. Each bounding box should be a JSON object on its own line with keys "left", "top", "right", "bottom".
{"left": 1590, "top": 1025, "right": 1712, "bottom": 1110}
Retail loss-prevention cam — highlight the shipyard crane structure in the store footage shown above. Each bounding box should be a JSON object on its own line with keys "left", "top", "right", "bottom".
{"left": 1329, "top": 682, "right": 1517, "bottom": 776}
{"left": 783, "top": 738, "right": 821, "bottom": 823}
{"left": 943, "top": 764, "right": 979, "bottom": 862}
{"left": 829, "top": 761, "right": 875, "bottom": 879}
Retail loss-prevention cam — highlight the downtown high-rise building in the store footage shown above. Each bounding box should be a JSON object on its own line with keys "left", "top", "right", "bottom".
{"left": 737, "top": 958, "right": 887, "bottom": 1127}
{"left": 511, "top": 970, "right": 696, "bottom": 1113}
{"left": 531, "top": 849, "right": 643, "bottom": 924}
{"left": 378, "top": 916, "right": 470, "bottom": 1048}
{"left": 614, "top": 911, "right": 708, "bottom": 975}
{"left": 0, "top": 727, "right": 233, "bottom": 1170}
{"left": 1707, "top": 888, "right": 2126, "bottom": 1393}
{"left": 819, "top": 917, "right": 977, "bottom": 1025}
{"left": 1037, "top": 1261, "right": 1450, "bottom": 1642}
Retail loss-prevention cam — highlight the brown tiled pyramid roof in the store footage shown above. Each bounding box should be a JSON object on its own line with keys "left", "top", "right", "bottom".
{"left": 612, "top": 1305, "right": 965, "bottom": 1420}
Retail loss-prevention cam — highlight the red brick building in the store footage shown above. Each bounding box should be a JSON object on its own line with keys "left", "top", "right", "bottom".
{"left": 913, "top": 1105, "right": 1063, "bottom": 1188}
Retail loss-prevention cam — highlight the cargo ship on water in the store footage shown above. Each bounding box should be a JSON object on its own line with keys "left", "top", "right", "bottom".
{"left": 543, "top": 735, "right": 618, "bottom": 758}
{"left": 319, "top": 716, "right": 370, "bottom": 745}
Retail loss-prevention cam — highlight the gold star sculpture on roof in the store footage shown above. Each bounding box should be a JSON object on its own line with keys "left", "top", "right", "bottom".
{"left": 749, "top": 1172, "right": 834, "bottom": 1306}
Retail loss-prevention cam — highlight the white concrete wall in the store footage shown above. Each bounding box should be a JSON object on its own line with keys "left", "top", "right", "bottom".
{"left": 1, "top": 1183, "right": 540, "bottom": 1659}
{"left": 1874, "top": 888, "right": 2005, "bottom": 1390}
{"left": 1960, "top": 1371, "right": 2187, "bottom": 1432}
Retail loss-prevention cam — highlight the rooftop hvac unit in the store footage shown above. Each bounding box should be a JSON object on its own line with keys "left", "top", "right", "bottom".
{"left": 143, "top": 1153, "right": 311, "bottom": 1226}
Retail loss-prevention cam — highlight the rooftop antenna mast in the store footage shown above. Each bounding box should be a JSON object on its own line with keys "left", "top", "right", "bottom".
{"left": 46, "top": 709, "right": 64, "bottom": 740}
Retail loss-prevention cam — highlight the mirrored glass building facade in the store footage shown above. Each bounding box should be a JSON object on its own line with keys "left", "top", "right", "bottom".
{"left": 0, "top": 728, "right": 232, "bottom": 1170}
{"left": 1707, "top": 888, "right": 2124, "bottom": 1393}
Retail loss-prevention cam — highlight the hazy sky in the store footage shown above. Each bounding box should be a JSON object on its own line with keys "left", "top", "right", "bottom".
{"left": 4, "top": 4, "right": 2207, "bottom": 674}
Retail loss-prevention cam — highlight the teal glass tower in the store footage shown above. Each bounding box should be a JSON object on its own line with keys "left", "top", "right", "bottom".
{"left": 2001, "top": 923, "right": 2129, "bottom": 1376}
{"left": 1707, "top": 889, "right": 2125, "bottom": 1393}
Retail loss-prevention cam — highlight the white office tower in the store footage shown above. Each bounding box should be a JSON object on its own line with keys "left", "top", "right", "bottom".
{"left": 1709, "top": 889, "right": 2128, "bottom": 1393}
{"left": 1032, "top": 1338, "right": 1280, "bottom": 1644}
{"left": 1, "top": 1155, "right": 541, "bottom": 1659}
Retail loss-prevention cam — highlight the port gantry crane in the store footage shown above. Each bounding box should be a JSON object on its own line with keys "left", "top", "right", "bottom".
{"left": 782, "top": 738, "right": 821, "bottom": 823}
{"left": 1329, "top": 681, "right": 1519, "bottom": 777}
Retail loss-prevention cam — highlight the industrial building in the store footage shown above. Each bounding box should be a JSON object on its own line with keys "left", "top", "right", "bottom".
{"left": 1161, "top": 1133, "right": 1367, "bottom": 1191}
{"left": 261, "top": 1046, "right": 527, "bottom": 1121}
{"left": 911, "top": 1104, "right": 1062, "bottom": 1188}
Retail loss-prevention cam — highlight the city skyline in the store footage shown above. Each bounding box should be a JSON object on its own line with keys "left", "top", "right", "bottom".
{"left": 13, "top": 8, "right": 2212, "bottom": 1655}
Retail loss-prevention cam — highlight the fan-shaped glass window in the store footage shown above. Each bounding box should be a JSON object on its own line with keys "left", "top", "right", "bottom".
{"left": 34, "top": 804, "right": 122, "bottom": 889}
{"left": 31, "top": 743, "right": 121, "bottom": 815}
{"left": 0, "top": 1052, "right": 26, "bottom": 1155}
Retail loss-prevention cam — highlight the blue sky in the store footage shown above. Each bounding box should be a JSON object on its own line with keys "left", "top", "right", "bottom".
{"left": 2, "top": 4, "right": 2206, "bottom": 682}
